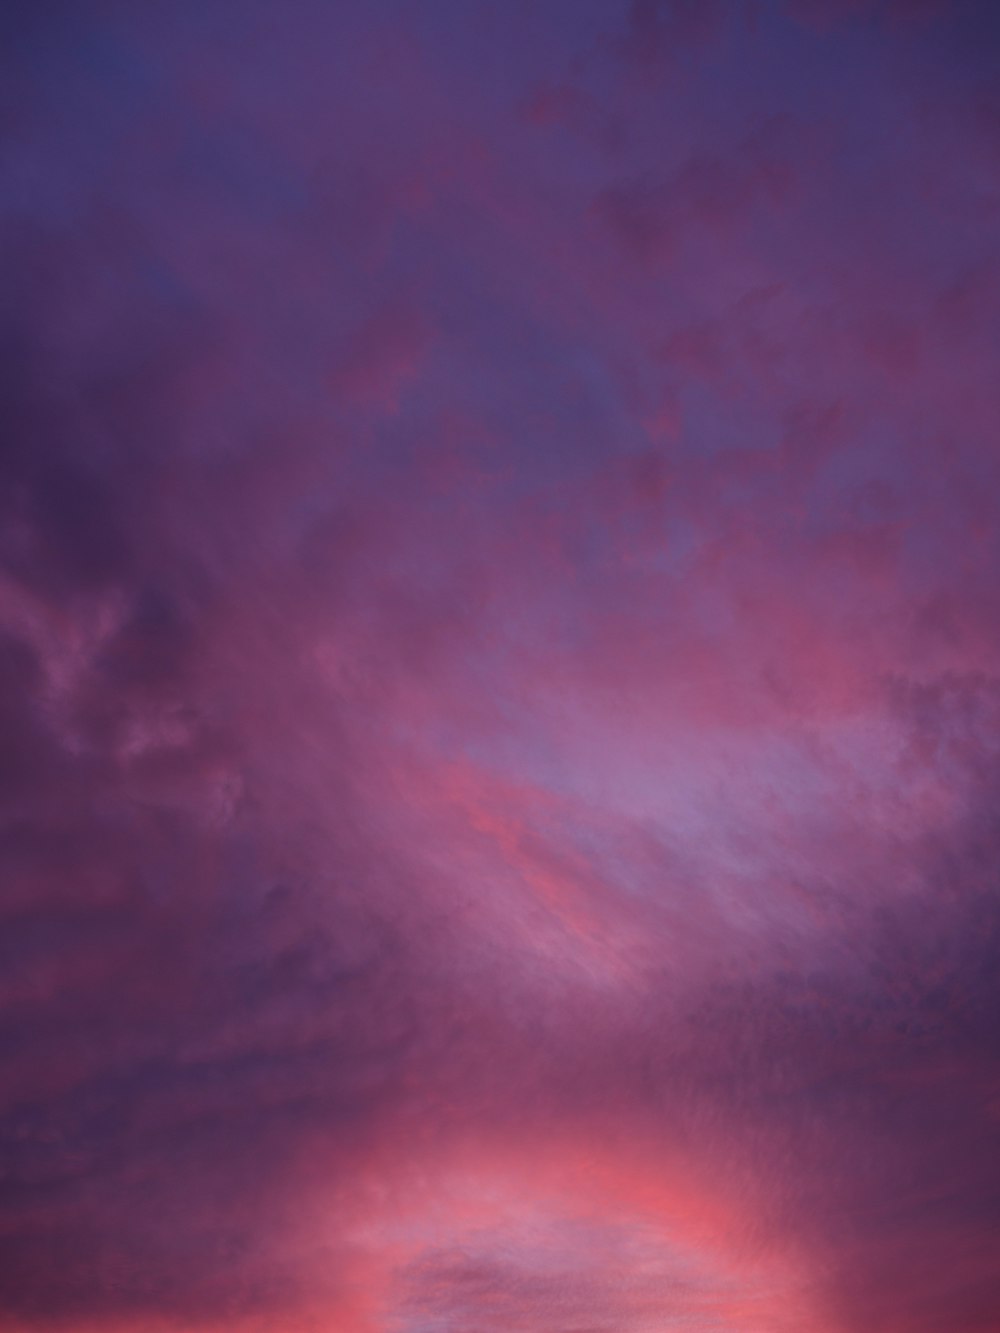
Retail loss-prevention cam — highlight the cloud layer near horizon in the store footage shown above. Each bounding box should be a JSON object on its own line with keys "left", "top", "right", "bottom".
{"left": 3, "top": 2, "right": 1000, "bottom": 1330}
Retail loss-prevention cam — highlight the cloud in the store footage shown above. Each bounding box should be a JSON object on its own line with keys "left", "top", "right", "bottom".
{"left": 2, "top": 1, "right": 1000, "bottom": 1331}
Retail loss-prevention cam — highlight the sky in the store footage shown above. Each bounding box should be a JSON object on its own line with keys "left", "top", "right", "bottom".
{"left": 2, "top": 1, "right": 1000, "bottom": 1330}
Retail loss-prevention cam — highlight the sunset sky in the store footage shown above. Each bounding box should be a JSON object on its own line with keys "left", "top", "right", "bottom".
{"left": 3, "top": 2, "right": 1000, "bottom": 1330}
